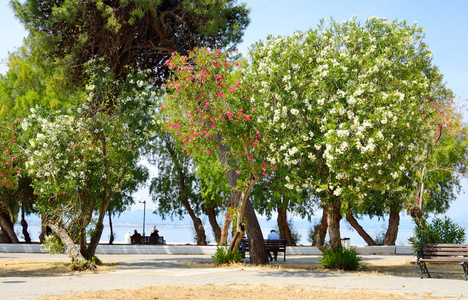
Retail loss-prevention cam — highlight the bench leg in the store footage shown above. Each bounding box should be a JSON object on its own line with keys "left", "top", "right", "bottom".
{"left": 461, "top": 263, "right": 467, "bottom": 281}
{"left": 419, "top": 262, "right": 431, "bottom": 279}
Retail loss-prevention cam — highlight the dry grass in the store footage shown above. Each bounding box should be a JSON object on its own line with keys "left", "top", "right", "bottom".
{"left": 37, "top": 284, "right": 437, "bottom": 300}
{"left": 0, "top": 259, "right": 118, "bottom": 277}
{"left": 180, "top": 259, "right": 467, "bottom": 279}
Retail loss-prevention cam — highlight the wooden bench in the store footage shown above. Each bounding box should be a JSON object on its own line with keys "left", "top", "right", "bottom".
{"left": 240, "top": 239, "right": 287, "bottom": 261}
{"left": 417, "top": 243, "right": 468, "bottom": 280}
{"left": 131, "top": 236, "right": 166, "bottom": 245}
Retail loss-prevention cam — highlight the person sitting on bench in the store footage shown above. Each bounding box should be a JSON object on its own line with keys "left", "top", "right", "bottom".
{"left": 132, "top": 229, "right": 142, "bottom": 244}
{"left": 149, "top": 226, "right": 160, "bottom": 244}
{"left": 267, "top": 229, "right": 280, "bottom": 261}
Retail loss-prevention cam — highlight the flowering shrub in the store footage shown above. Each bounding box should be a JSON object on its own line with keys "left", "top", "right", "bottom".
{"left": 0, "top": 112, "right": 26, "bottom": 189}
{"left": 162, "top": 48, "right": 274, "bottom": 182}
{"left": 22, "top": 59, "right": 157, "bottom": 257}
{"left": 246, "top": 16, "right": 447, "bottom": 206}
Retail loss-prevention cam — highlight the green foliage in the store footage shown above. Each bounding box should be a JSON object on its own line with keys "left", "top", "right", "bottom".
{"left": 373, "top": 228, "right": 387, "bottom": 245}
{"left": 227, "top": 207, "right": 247, "bottom": 232}
{"left": 307, "top": 226, "right": 314, "bottom": 244}
{"left": 319, "top": 246, "right": 362, "bottom": 271}
{"left": 409, "top": 216, "right": 466, "bottom": 253}
{"left": 12, "top": 0, "right": 250, "bottom": 88}
{"left": 0, "top": 36, "right": 83, "bottom": 114}
{"left": 212, "top": 246, "right": 242, "bottom": 265}
{"left": 247, "top": 16, "right": 448, "bottom": 205}
{"left": 70, "top": 256, "right": 100, "bottom": 271}
{"left": 23, "top": 59, "right": 154, "bottom": 258}
{"left": 41, "top": 233, "right": 65, "bottom": 254}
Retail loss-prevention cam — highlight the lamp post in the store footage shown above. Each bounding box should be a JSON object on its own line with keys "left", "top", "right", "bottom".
{"left": 138, "top": 197, "right": 146, "bottom": 239}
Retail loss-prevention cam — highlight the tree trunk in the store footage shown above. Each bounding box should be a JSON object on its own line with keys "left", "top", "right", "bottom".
{"left": 86, "top": 222, "right": 104, "bottom": 259}
{"left": 0, "top": 208, "right": 19, "bottom": 243}
{"left": 191, "top": 215, "right": 207, "bottom": 245}
{"left": 206, "top": 203, "right": 221, "bottom": 243}
{"left": 48, "top": 222, "right": 88, "bottom": 262}
{"left": 216, "top": 136, "right": 268, "bottom": 265}
{"left": 39, "top": 214, "right": 50, "bottom": 243}
{"left": 219, "top": 210, "right": 231, "bottom": 245}
{"left": 384, "top": 207, "right": 400, "bottom": 246}
{"left": 164, "top": 135, "right": 207, "bottom": 245}
{"left": 345, "top": 212, "right": 376, "bottom": 246}
{"left": 313, "top": 206, "right": 328, "bottom": 251}
{"left": 179, "top": 180, "right": 207, "bottom": 245}
{"left": 327, "top": 200, "right": 342, "bottom": 251}
{"left": 244, "top": 198, "right": 269, "bottom": 264}
{"left": 277, "top": 198, "right": 296, "bottom": 246}
{"left": 84, "top": 138, "right": 129, "bottom": 259}
{"left": 108, "top": 210, "right": 114, "bottom": 245}
{"left": 20, "top": 204, "right": 31, "bottom": 243}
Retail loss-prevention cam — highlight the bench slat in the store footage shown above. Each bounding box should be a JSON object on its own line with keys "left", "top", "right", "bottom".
{"left": 420, "top": 257, "right": 468, "bottom": 263}
{"left": 425, "top": 252, "right": 468, "bottom": 256}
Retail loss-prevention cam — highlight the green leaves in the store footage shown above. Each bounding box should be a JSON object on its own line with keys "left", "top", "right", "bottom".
{"left": 247, "top": 17, "right": 448, "bottom": 206}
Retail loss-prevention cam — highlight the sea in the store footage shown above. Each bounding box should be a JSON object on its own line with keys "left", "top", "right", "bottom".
{"left": 12, "top": 209, "right": 464, "bottom": 246}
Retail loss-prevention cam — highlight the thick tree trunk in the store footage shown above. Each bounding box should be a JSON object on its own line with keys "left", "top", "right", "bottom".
{"left": 327, "top": 200, "right": 342, "bottom": 251}
{"left": 191, "top": 215, "right": 207, "bottom": 245}
{"left": 21, "top": 204, "right": 31, "bottom": 243}
{"left": 313, "top": 206, "right": 328, "bottom": 251}
{"left": 345, "top": 212, "right": 376, "bottom": 246}
{"left": 244, "top": 198, "right": 269, "bottom": 264}
{"left": 206, "top": 204, "right": 221, "bottom": 243}
{"left": 0, "top": 208, "right": 19, "bottom": 243}
{"left": 384, "top": 207, "right": 400, "bottom": 246}
{"left": 277, "top": 199, "right": 296, "bottom": 246}
{"left": 108, "top": 210, "right": 114, "bottom": 245}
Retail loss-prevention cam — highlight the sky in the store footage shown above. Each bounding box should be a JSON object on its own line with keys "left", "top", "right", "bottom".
{"left": 0, "top": 0, "right": 467, "bottom": 218}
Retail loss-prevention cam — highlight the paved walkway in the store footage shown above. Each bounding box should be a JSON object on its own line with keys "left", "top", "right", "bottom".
{"left": 0, "top": 253, "right": 466, "bottom": 299}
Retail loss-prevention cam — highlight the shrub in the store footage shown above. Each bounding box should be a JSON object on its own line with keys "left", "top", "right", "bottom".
{"left": 409, "top": 216, "right": 466, "bottom": 254}
{"left": 373, "top": 228, "right": 387, "bottom": 245}
{"left": 41, "top": 233, "right": 65, "bottom": 254}
{"left": 319, "top": 246, "right": 361, "bottom": 271}
{"left": 307, "top": 226, "right": 314, "bottom": 244}
{"left": 212, "top": 246, "right": 242, "bottom": 264}
{"left": 70, "top": 256, "right": 100, "bottom": 271}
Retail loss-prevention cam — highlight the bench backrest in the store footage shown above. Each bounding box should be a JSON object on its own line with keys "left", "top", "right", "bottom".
{"left": 242, "top": 239, "right": 287, "bottom": 251}
{"left": 421, "top": 243, "right": 468, "bottom": 258}
{"left": 264, "top": 239, "right": 287, "bottom": 250}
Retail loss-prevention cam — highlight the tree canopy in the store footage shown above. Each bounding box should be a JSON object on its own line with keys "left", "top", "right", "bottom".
{"left": 245, "top": 17, "right": 453, "bottom": 249}
{"left": 12, "top": 0, "right": 250, "bottom": 87}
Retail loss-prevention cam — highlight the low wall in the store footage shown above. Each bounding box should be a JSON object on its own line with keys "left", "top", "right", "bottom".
{"left": 0, "top": 243, "right": 413, "bottom": 255}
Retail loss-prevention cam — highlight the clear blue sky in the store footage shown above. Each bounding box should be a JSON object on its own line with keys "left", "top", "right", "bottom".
{"left": 1, "top": 0, "right": 467, "bottom": 218}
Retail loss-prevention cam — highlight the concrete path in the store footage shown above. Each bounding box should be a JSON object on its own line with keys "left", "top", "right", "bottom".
{"left": 0, "top": 253, "right": 466, "bottom": 299}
